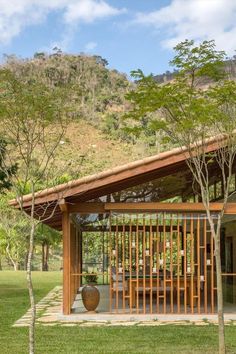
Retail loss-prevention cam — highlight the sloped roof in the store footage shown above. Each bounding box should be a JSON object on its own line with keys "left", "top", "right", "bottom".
{"left": 9, "top": 135, "right": 225, "bottom": 230}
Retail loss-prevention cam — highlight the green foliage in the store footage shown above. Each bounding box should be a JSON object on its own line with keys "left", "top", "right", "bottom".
{"left": 84, "top": 272, "right": 98, "bottom": 284}
{"left": 3, "top": 53, "right": 131, "bottom": 137}
{"left": 35, "top": 223, "right": 61, "bottom": 248}
{"left": 170, "top": 39, "right": 226, "bottom": 81}
{"left": 0, "top": 138, "right": 17, "bottom": 192}
{"left": 0, "top": 195, "right": 29, "bottom": 269}
{"left": 0, "top": 67, "right": 71, "bottom": 196}
{"left": 125, "top": 40, "right": 236, "bottom": 148}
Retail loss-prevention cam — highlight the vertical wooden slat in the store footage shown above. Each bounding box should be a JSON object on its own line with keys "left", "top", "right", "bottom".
{"left": 115, "top": 215, "right": 119, "bottom": 313}
{"left": 177, "top": 215, "right": 180, "bottom": 314}
{"left": 190, "top": 214, "right": 194, "bottom": 314}
{"left": 75, "top": 228, "right": 79, "bottom": 291}
{"left": 70, "top": 223, "right": 76, "bottom": 306}
{"left": 211, "top": 227, "right": 214, "bottom": 313}
{"left": 150, "top": 214, "right": 153, "bottom": 314}
{"left": 163, "top": 213, "right": 166, "bottom": 314}
{"left": 204, "top": 218, "right": 208, "bottom": 313}
{"left": 136, "top": 214, "right": 139, "bottom": 313}
{"left": 69, "top": 224, "right": 73, "bottom": 307}
{"left": 129, "top": 214, "right": 132, "bottom": 313}
{"left": 109, "top": 212, "right": 112, "bottom": 313}
{"left": 62, "top": 210, "right": 71, "bottom": 315}
{"left": 156, "top": 214, "right": 160, "bottom": 313}
{"left": 184, "top": 214, "right": 187, "bottom": 314}
{"left": 197, "top": 215, "right": 201, "bottom": 314}
{"left": 143, "top": 214, "right": 146, "bottom": 314}
{"left": 122, "top": 215, "right": 125, "bottom": 312}
{"left": 107, "top": 230, "right": 109, "bottom": 285}
{"left": 170, "top": 215, "right": 174, "bottom": 313}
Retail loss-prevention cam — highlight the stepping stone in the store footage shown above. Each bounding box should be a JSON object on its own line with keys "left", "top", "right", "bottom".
{"left": 138, "top": 322, "right": 161, "bottom": 326}
{"left": 108, "top": 322, "right": 136, "bottom": 326}
{"left": 37, "top": 316, "right": 57, "bottom": 322}
{"left": 80, "top": 322, "right": 107, "bottom": 327}
{"left": 13, "top": 323, "right": 29, "bottom": 327}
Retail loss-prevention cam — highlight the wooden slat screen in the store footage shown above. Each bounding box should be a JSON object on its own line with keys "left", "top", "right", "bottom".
{"left": 109, "top": 211, "right": 216, "bottom": 314}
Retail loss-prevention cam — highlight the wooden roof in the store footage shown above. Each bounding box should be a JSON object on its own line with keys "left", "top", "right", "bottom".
{"left": 9, "top": 135, "right": 226, "bottom": 230}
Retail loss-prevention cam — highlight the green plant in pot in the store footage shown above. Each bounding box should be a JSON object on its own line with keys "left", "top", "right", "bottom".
{"left": 84, "top": 273, "right": 98, "bottom": 285}
{"left": 82, "top": 273, "right": 100, "bottom": 312}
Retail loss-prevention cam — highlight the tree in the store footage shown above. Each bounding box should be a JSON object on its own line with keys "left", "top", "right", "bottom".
{"left": 0, "top": 195, "right": 29, "bottom": 270}
{"left": 0, "top": 140, "right": 17, "bottom": 270}
{"left": 126, "top": 40, "right": 236, "bottom": 354}
{"left": 35, "top": 224, "right": 61, "bottom": 271}
{"left": 0, "top": 68, "right": 70, "bottom": 354}
{"left": 0, "top": 139, "right": 17, "bottom": 191}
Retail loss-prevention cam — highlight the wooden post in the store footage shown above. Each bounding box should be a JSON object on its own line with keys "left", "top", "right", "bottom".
{"left": 62, "top": 209, "right": 71, "bottom": 315}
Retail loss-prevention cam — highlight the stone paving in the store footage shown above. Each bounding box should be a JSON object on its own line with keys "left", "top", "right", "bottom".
{"left": 13, "top": 286, "right": 236, "bottom": 327}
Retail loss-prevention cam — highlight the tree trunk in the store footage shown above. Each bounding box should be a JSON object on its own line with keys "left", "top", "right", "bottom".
{"left": 27, "top": 220, "right": 36, "bottom": 354}
{"left": 6, "top": 244, "right": 18, "bottom": 271}
{"left": 42, "top": 242, "right": 49, "bottom": 271}
{"left": 214, "top": 233, "right": 226, "bottom": 354}
{"left": 24, "top": 252, "right": 28, "bottom": 271}
{"left": 0, "top": 255, "right": 2, "bottom": 270}
{"left": 13, "top": 262, "right": 19, "bottom": 271}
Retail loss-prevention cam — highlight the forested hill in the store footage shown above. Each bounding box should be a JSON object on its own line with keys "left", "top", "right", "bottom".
{"left": 3, "top": 52, "right": 154, "bottom": 180}
{"left": 4, "top": 52, "right": 131, "bottom": 131}
{"left": 4, "top": 52, "right": 235, "bottom": 181}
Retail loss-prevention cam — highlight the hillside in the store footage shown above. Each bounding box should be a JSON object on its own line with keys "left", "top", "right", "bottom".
{"left": 4, "top": 52, "right": 235, "bottom": 184}
{"left": 2, "top": 52, "right": 154, "bottom": 184}
{"left": 54, "top": 120, "right": 145, "bottom": 180}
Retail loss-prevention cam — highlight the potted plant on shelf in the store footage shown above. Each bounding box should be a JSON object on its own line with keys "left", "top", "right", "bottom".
{"left": 81, "top": 273, "right": 100, "bottom": 312}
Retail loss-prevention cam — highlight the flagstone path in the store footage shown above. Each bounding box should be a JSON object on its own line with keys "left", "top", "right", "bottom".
{"left": 13, "top": 286, "right": 236, "bottom": 327}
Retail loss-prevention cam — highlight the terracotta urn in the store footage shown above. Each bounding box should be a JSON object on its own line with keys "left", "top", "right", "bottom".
{"left": 81, "top": 285, "right": 100, "bottom": 312}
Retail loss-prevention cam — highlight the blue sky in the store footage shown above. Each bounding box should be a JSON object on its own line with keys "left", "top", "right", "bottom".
{"left": 0, "top": 0, "right": 236, "bottom": 76}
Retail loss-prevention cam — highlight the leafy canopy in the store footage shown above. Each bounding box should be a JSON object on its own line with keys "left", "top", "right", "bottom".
{"left": 126, "top": 40, "right": 236, "bottom": 148}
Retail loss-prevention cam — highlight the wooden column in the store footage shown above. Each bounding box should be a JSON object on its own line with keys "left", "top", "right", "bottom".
{"left": 62, "top": 208, "right": 71, "bottom": 315}
{"left": 70, "top": 223, "right": 76, "bottom": 306}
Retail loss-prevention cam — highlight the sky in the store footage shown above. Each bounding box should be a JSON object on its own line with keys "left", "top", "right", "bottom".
{"left": 0, "top": 0, "right": 236, "bottom": 76}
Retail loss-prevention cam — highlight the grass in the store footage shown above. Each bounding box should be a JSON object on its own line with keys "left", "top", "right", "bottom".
{"left": 1, "top": 271, "right": 236, "bottom": 353}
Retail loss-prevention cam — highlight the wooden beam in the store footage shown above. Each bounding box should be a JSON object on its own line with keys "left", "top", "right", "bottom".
{"left": 59, "top": 199, "right": 68, "bottom": 212}
{"left": 68, "top": 203, "right": 106, "bottom": 214}
{"left": 82, "top": 224, "right": 182, "bottom": 232}
{"left": 104, "top": 202, "right": 236, "bottom": 214}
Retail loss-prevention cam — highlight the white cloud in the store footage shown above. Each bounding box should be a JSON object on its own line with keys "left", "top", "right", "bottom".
{"left": 134, "top": 0, "right": 236, "bottom": 55}
{"left": 0, "top": 0, "right": 125, "bottom": 45}
{"left": 84, "top": 41, "right": 97, "bottom": 52}
{"left": 64, "top": 0, "right": 125, "bottom": 23}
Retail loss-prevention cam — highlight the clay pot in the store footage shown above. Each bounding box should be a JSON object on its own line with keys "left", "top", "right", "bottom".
{"left": 81, "top": 285, "right": 100, "bottom": 311}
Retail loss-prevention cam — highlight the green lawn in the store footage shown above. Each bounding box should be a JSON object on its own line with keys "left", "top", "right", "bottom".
{"left": 1, "top": 271, "right": 236, "bottom": 353}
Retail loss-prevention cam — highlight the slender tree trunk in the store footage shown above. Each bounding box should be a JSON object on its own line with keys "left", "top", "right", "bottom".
{"left": 42, "top": 242, "right": 49, "bottom": 271}
{"left": 215, "top": 232, "right": 226, "bottom": 354}
{"left": 42, "top": 243, "right": 45, "bottom": 271}
{"left": 6, "top": 244, "right": 18, "bottom": 271}
{"left": 27, "top": 219, "right": 36, "bottom": 354}
{"left": 13, "top": 262, "right": 19, "bottom": 271}
{"left": 45, "top": 244, "right": 49, "bottom": 271}
{"left": 207, "top": 214, "right": 226, "bottom": 354}
{"left": 0, "top": 255, "right": 2, "bottom": 270}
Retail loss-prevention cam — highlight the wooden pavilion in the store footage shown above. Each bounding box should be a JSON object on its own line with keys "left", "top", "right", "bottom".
{"left": 10, "top": 138, "right": 236, "bottom": 316}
